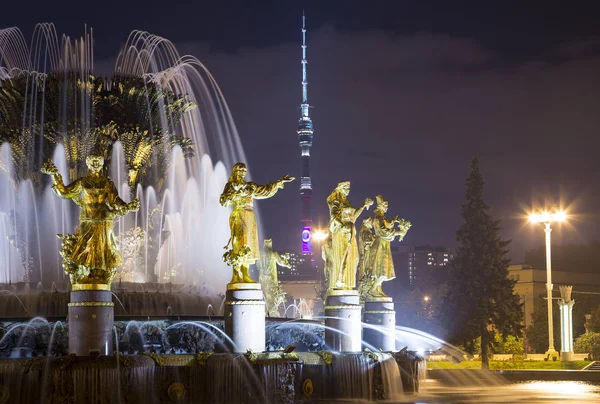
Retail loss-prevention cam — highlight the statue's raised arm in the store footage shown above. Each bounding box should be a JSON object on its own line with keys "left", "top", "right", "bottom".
{"left": 41, "top": 158, "right": 81, "bottom": 200}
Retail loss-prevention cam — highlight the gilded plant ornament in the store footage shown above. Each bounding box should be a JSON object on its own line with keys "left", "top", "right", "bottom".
{"left": 167, "top": 382, "right": 186, "bottom": 401}
{"left": 196, "top": 351, "right": 213, "bottom": 365}
{"left": 317, "top": 350, "right": 334, "bottom": 365}
{"left": 244, "top": 349, "right": 259, "bottom": 364}
{"left": 302, "top": 379, "right": 314, "bottom": 397}
{"left": 41, "top": 155, "right": 140, "bottom": 287}
{"left": 1, "top": 74, "right": 196, "bottom": 189}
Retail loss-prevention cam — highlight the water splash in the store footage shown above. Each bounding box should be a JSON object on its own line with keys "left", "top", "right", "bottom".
{"left": 0, "top": 24, "right": 251, "bottom": 293}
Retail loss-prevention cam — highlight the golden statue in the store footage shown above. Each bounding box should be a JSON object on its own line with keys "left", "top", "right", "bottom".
{"left": 357, "top": 217, "right": 375, "bottom": 302}
{"left": 220, "top": 162, "right": 294, "bottom": 284}
{"left": 323, "top": 181, "right": 373, "bottom": 290}
{"left": 366, "top": 195, "right": 411, "bottom": 299}
{"left": 41, "top": 155, "right": 140, "bottom": 288}
{"left": 358, "top": 217, "right": 375, "bottom": 278}
{"left": 258, "top": 239, "right": 290, "bottom": 316}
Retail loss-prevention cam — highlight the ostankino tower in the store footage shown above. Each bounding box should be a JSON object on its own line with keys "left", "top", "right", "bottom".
{"left": 298, "top": 13, "right": 314, "bottom": 258}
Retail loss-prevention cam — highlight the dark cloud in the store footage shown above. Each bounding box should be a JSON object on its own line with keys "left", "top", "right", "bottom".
{"left": 5, "top": 3, "right": 599, "bottom": 262}
{"left": 176, "top": 25, "right": 600, "bottom": 261}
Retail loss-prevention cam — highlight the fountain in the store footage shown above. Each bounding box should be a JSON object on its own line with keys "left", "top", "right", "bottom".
{"left": 0, "top": 24, "right": 427, "bottom": 403}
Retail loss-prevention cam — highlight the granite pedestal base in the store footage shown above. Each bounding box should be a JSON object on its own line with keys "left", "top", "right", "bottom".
{"left": 363, "top": 299, "right": 396, "bottom": 352}
{"left": 325, "top": 290, "right": 362, "bottom": 352}
{"left": 224, "top": 283, "right": 265, "bottom": 352}
{"left": 68, "top": 289, "right": 114, "bottom": 356}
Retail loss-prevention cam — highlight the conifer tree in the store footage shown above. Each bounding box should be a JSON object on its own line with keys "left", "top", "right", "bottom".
{"left": 444, "top": 157, "right": 523, "bottom": 368}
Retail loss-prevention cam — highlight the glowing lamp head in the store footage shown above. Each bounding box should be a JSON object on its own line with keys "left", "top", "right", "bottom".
{"left": 313, "top": 229, "right": 328, "bottom": 242}
{"left": 554, "top": 210, "right": 567, "bottom": 222}
{"left": 529, "top": 210, "right": 567, "bottom": 224}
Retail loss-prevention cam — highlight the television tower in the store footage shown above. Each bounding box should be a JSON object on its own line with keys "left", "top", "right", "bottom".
{"left": 298, "top": 12, "right": 314, "bottom": 257}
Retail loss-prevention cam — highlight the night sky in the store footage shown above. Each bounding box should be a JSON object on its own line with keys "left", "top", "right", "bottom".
{"left": 3, "top": 1, "right": 600, "bottom": 262}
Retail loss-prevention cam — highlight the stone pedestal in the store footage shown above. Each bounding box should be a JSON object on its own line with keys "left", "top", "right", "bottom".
{"left": 325, "top": 290, "right": 362, "bottom": 352}
{"left": 68, "top": 289, "right": 114, "bottom": 356}
{"left": 225, "top": 283, "right": 265, "bottom": 352}
{"left": 363, "top": 298, "right": 396, "bottom": 352}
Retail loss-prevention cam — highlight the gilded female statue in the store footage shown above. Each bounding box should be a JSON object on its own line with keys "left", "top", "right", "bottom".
{"left": 220, "top": 162, "right": 293, "bottom": 284}
{"left": 358, "top": 217, "right": 375, "bottom": 279}
{"left": 258, "top": 239, "right": 290, "bottom": 316}
{"left": 324, "top": 181, "right": 373, "bottom": 290}
{"left": 367, "top": 195, "right": 411, "bottom": 298}
{"left": 41, "top": 155, "right": 140, "bottom": 287}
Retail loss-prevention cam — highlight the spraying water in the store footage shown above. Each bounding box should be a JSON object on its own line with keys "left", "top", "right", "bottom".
{"left": 0, "top": 24, "right": 251, "bottom": 293}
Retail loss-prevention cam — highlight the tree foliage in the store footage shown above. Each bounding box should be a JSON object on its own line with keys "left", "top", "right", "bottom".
{"left": 525, "top": 297, "right": 560, "bottom": 353}
{"left": 525, "top": 294, "right": 600, "bottom": 353}
{"left": 494, "top": 333, "right": 525, "bottom": 355}
{"left": 463, "top": 333, "right": 524, "bottom": 355}
{"left": 574, "top": 332, "right": 600, "bottom": 359}
{"left": 442, "top": 157, "right": 523, "bottom": 369}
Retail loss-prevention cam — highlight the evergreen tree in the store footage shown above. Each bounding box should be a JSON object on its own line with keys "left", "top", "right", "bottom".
{"left": 525, "top": 297, "right": 560, "bottom": 353}
{"left": 443, "top": 157, "right": 523, "bottom": 368}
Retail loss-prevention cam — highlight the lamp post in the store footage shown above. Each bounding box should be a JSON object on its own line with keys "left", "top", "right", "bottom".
{"left": 528, "top": 210, "right": 567, "bottom": 361}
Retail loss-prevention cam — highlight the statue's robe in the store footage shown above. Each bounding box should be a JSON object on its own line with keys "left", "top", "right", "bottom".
{"left": 327, "top": 191, "right": 360, "bottom": 289}
{"left": 53, "top": 174, "right": 127, "bottom": 273}
{"left": 220, "top": 180, "right": 279, "bottom": 262}
{"left": 370, "top": 210, "right": 397, "bottom": 281}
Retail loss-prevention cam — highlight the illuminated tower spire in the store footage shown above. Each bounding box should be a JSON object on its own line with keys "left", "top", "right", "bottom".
{"left": 298, "top": 12, "right": 314, "bottom": 256}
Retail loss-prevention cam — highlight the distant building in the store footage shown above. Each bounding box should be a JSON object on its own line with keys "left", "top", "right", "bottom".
{"left": 390, "top": 244, "right": 410, "bottom": 285}
{"left": 508, "top": 264, "right": 600, "bottom": 328}
{"left": 278, "top": 252, "right": 304, "bottom": 278}
{"left": 279, "top": 252, "right": 322, "bottom": 281}
{"left": 407, "top": 246, "right": 454, "bottom": 285}
{"left": 279, "top": 252, "right": 323, "bottom": 317}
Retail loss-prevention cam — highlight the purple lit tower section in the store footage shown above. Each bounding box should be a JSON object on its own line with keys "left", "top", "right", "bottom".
{"left": 298, "top": 13, "right": 314, "bottom": 257}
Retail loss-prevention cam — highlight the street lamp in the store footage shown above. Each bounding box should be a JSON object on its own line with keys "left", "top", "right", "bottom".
{"left": 528, "top": 209, "right": 567, "bottom": 360}
{"left": 312, "top": 229, "right": 328, "bottom": 242}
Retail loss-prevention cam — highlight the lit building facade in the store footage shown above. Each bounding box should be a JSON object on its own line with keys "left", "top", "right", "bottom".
{"left": 407, "top": 246, "right": 453, "bottom": 285}
{"left": 508, "top": 264, "right": 600, "bottom": 328}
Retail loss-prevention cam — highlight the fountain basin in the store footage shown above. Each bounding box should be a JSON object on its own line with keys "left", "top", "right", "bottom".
{"left": 0, "top": 351, "right": 423, "bottom": 403}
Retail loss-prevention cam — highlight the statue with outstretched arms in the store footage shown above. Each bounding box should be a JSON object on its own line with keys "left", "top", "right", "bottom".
{"left": 220, "top": 162, "right": 294, "bottom": 284}
{"left": 41, "top": 155, "right": 139, "bottom": 287}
